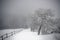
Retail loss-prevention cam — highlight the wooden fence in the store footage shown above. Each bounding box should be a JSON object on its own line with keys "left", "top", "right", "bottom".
{"left": 0, "top": 29, "right": 23, "bottom": 40}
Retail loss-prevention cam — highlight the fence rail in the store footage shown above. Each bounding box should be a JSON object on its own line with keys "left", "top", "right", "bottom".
{"left": 0, "top": 29, "right": 23, "bottom": 40}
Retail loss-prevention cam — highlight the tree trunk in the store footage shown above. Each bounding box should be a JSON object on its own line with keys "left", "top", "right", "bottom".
{"left": 38, "top": 23, "right": 43, "bottom": 35}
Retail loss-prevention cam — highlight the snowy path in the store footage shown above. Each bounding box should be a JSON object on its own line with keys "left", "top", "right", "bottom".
{"left": 4, "top": 28, "right": 60, "bottom": 40}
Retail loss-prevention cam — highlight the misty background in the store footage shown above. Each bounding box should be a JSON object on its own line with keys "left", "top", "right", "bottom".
{"left": 0, "top": 0, "right": 60, "bottom": 29}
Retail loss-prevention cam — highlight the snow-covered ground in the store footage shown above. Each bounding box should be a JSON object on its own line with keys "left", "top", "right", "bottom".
{"left": 0, "top": 28, "right": 60, "bottom": 40}
{"left": 0, "top": 28, "right": 23, "bottom": 36}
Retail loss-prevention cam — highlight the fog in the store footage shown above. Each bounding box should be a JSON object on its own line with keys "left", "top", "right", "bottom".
{"left": 1, "top": 0, "right": 60, "bottom": 29}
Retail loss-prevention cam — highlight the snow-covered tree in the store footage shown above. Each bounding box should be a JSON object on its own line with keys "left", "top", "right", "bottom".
{"left": 31, "top": 8, "right": 57, "bottom": 35}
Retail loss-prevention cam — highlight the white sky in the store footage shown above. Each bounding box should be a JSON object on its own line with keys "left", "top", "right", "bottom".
{"left": 2, "top": 0, "right": 59, "bottom": 16}
{"left": 2, "top": 0, "right": 60, "bottom": 27}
